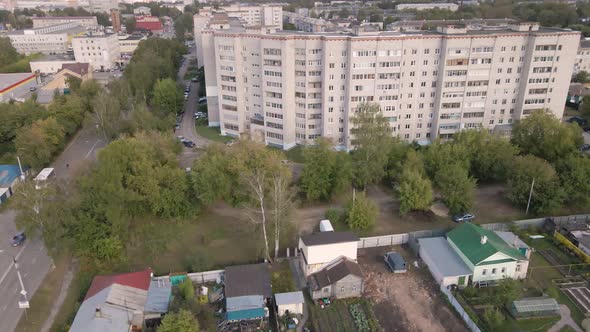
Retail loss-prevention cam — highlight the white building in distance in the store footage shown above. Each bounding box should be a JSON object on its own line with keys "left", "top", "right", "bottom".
{"left": 396, "top": 3, "right": 459, "bottom": 11}
{"left": 32, "top": 16, "right": 98, "bottom": 29}
{"left": 6, "top": 22, "right": 86, "bottom": 55}
{"left": 195, "top": 17, "right": 579, "bottom": 150}
{"left": 72, "top": 33, "right": 120, "bottom": 70}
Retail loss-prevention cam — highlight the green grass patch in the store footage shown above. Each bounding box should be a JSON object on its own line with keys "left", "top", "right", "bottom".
{"left": 564, "top": 107, "right": 581, "bottom": 117}
{"left": 195, "top": 125, "right": 234, "bottom": 144}
{"left": 559, "top": 325, "right": 578, "bottom": 332}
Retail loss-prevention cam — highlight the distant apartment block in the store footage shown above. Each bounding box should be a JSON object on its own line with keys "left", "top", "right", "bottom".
{"left": 199, "top": 4, "right": 282, "bottom": 27}
{"left": 72, "top": 33, "right": 120, "bottom": 70}
{"left": 396, "top": 3, "right": 459, "bottom": 11}
{"left": 574, "top": 39, "right": 590, "bottom": 74}
{"left": 283, "top": 12, "right": 329, "bottom": 33}
{"left": 197, "top": 18, "right": 579, "bottom": 150}
{"left": 6, "top": 22, "right": 86, "bottom": 55}
{"left": 133, "top": 5, "right": 151, "bottom": 16}
{"left": 88, "top": 0, "right": 118, "bottom": 12}
{"left": 31, "top": 16, "right": 98, "bottom": 29}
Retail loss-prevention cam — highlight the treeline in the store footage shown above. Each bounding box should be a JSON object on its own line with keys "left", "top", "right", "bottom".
{"left": 297, "top": 104, "right": 588, "bottom": 220}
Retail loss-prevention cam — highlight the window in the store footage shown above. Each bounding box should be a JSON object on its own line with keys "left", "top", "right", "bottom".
{"left": 352, "top": 50, "right": 377, "bottom": 57}
{"left": 353, "top": 62, "right": 376, "bottom": 69}
{"left": 501, "top": 267, "right": 506, "bottom": 274}
{"left": 447, "top": 70, "right": 467, "bottom": 77}
{"left": 492, "top": 268, "right": 497, "bottom": 275}
{"left": 535, "top": 45, "right": 557, "bottom": 51}
{"left": 263, "top": 48, "right": 281, "bottom": 56}
{"left": 379, "top": 61, "right": 400, "bottom": 68}
{"left": 533, "top": 67, "right": 552, "bottom": 73}
{"left": 516, "top": 265, "right": 521, "bottom": 272}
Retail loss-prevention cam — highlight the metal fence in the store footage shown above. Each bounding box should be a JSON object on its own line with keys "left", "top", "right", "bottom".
{"left": 357, "top": 233, "right": 409, "bottom": 248}
{"left": 440, "top": 285, "right": 482, "bottom": 332}
{"left": 408, "top": 228, "right": 447, "bottom": 253}
{"left": 187, "top": 269, "right": 225, "bottom": 284}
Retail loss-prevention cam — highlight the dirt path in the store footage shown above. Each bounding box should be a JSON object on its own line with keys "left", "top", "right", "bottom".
{"left": 40, "top": 264, "right": 74, "bottom": 332}
{"left": 359, "top": 247, "right": 467, "bottom": 332}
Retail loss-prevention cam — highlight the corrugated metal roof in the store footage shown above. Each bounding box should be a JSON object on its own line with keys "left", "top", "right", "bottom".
{"left": 275, "top": 291, "right": 304, "bottom": 305}
{"left": 227, "top": 295, "right": 264, "bottom": 311}
{"left": 418, "top": 237, "right": 472, "bottom": 277}
{"left": 226, "top": 308, "right": 265, "bottom": 321}
{"left": 225, "top": 263, "right": 271, "bottom": 298}
{"left": 144, "top": 279, "right": 171, "bottom": 313}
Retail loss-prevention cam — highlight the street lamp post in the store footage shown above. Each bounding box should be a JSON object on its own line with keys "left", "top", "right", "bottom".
{"left": 13, "top": 257, "right": 29, "bottom": 318}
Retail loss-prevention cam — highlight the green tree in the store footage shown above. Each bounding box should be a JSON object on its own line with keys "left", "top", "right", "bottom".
{"left": 15, "top": 117, "right": 65, "bottom": 169}
{"left": 436, "top": 163, "right": 476, "bottom": 214}
{"left": 338, "top": 8, "right": 350, "bottom": 18}
{"left": 424, "top": 140, "right": 471, "bottom": 180}
{"left": 90, "top": 90, "right": 123, "bottom": 140}
{"left": 581, "top": 95, "right": 590, "bottom": 118}
{"left": 483, "top": 307, "right": 505, "bottom": 331}
{"left": 398, "top": 169, "right": 433, "bottom": 214}
{"left": 507, "top": 155, "right": 564, "bottom": 214}
{"left": 300, "top": 138, "right": 352, "bottom": 201}
{"left": 190, "top": 144, "right": 239, "bottom": 206}
{"left": 0, "top": 37, "right": 19, "bottom": 69}
{"left": 453, "top": 130, "right": 517, "bottom": 182}
{"left": 350, "top": 103, "right": 393, "bottom": 188}
{"left": 152, "top": 78, "right": 183, "bottom": 115}
{"left": 512, "top": 110, "right": 583, "bottom": 163}
{"left": 573, "top": 70, "right": 590, "bottom": 83}
{"left": 556, "top": 154, "right": 590, "bottom": 208}
{"left": 345, "top": 191, "right": 377, "bottom": 230}
{"left": 158, "top": 309, "right": 200, "bottom": 332}
{"left": 178, "top": 278, "right": 195, "bottom": 301}
{"left": 48, "top": 94, "right": 86, "bottom": 136}
{"left": 492, "top": 278, "right": 523, "bottom": 307}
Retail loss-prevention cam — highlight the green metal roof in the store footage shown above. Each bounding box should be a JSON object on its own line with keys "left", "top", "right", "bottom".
{"left": 447, "top": 223, "right": 526, "bottom": 266}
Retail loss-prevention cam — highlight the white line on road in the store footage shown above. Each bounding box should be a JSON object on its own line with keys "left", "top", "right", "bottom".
{"left": 0, "top": 242, "right": 30, "bottom": 287}
{"left": 84, "top": 139, "right": 101, "bottom": 160}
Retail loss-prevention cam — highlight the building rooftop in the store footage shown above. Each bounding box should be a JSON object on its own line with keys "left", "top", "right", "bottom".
{"left": 447, "top": 223, "right": 526, "bottom": 266}
{"left": 418, "top": 237, "right": 472, "bottom": 276}
{"left": 275, "top": 291, "right": 304, "bottom": 305}
{"left": 0, "top": 73, "right": 35, "bottom": 93}
{"left": 62, "top": 63, "right": 90, "bottom": 76}
{"left": 224, "top": 263, "right": 272, "bottom": 298}
{"left": 31, "top": 54, "right": 75, "bottom": 62}
{"left": 0, "top": 164, "right": 24, "bottom": 187}
{"left": 309, "top": 257, "right": 363, "bottom": 290}
{"left": 512, "top": 297, "right": 560, "bottom": 314}
{"left": 6, "top": 23, "right": 85, "bottom": 35}
{"left": 144, "top": 278, "right": 171, "bottom": 313}
{"left": 300, "top": 231, "right": 359, "bottom": 246}
{"left": 581, "top": 39, "right": 590, "bottom": 48}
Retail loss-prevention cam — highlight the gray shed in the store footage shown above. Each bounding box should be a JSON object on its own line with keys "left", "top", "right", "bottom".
{"left": 384, "top": 252, "right": 407, "bottom": 273}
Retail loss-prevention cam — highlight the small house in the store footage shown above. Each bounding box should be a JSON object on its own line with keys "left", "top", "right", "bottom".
{"left": 309, "top": 257, "right": 364, "bottom": 301}
{"left": 384, "top": 252, "right": 407, "bottom": 273}
{"left": 510, "top": 297, "right": 560, "bottom": 318}
{"left": 298, "top": 231, "right": 359, "bottom": 276}
{"left": 275, "top": 291, "right": 304, "bottom": 316}
{"left": 224, "top": 263, "right": 271, "bottom": 322}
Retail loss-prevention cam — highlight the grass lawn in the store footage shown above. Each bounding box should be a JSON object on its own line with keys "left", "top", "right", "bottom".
{"left": 307, "top": 297, "right": 381, "bottom": 332}
{"left": 559, "top": 325, "right": 578, "bottom": 332}
{"left": 14, "top": 255, "right": 67, "bottom": 332}
{"left": 503, "top": 316, "right": 559, "bottom": 331}
{"left": 283, "top": 146, "right": 305, "bottom": 163}
{"left": 271, "top": 260, "right": 296, "bottom": 293}
{"left": 126, "top": 211, "right": 263, "bottom": 275}
{"left": 195, "top": 125, "right": 234, "bottom": 144}
{"left": 564, "top": 107, "right": 581, "bottom": 117}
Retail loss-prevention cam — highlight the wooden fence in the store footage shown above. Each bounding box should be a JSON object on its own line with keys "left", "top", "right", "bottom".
{"left": 440, "top": 285, "right": 482, "bottom": 332}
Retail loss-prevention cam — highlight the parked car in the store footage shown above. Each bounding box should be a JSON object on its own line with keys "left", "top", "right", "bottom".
{"left": 452, "top": 213, "right": 475, "bottom": 223}
{"left": 198, "top": 97, "right": 207, "bottom": 104}
{"left": 183, "top": 140, "right": 195, "bottom": 148}
{"left": 580, "top": 144, "right": 590, "bottom": 152}
{"left": 29, "top": 86, "right": 36, "bottom": 91}
{"left": 11, "top": 232, "right": 26, "bottom": 247}
{"left": 191, "top": 77, "right": 198, "bottom": 82}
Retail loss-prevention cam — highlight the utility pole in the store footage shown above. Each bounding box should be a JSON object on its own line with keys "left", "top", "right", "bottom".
{"left": 526, "top": 178, "right": 535, "bottom": 215}
{"left": 16, "top": 156, "right": 25, "bottom": 181}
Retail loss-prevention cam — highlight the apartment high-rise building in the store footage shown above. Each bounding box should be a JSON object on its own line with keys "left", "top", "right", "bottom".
{"left": 72, "top": 33, "right": 120, "bottom": 70}
{"left": 194, "top": 4, "right": 283, "bottom": 67}
{"left": 198, "top": 19, "right": 580, "bottom": 150}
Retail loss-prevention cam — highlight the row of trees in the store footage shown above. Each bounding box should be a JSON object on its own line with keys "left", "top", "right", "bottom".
{"left": 298, "top": 104, "right": 588, "bottom": 219}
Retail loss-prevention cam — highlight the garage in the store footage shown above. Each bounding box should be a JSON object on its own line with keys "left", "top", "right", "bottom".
{"left": 418, "top": 237, "right": 472, "bottom": 288}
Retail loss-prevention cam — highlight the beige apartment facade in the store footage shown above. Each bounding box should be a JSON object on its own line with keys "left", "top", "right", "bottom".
{"left": 574, "top": 39, "right": 590, "bottom": 74}
{"left": 200, "top": 22, "right": 579, "bottom": 150}
{"left": 72, "top": 33, "right": 120, "bottom": 70}
{"left": 32, "top": 16, "right": 98, "bottom": 28}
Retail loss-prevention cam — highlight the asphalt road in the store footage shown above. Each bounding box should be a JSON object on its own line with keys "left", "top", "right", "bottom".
{"left": 0, "top": 125, "right": 105, "bottom": 332}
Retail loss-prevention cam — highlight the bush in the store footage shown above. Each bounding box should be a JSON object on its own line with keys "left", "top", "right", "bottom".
{"left": 483, "top": 307, "right": 504, "bottom": 331}
{"left": 349, "top": 303, "right": 371, "bottom": 332}
{"left": 325, "top": 208, "right": 343, "bottom": 224}
{"left": 463, "top": 286, "right": 478, "bottom": 298}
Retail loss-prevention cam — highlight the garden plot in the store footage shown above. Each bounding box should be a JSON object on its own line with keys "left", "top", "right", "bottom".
{"left": 563, "top": 287, "right": 590, "bottom": 315}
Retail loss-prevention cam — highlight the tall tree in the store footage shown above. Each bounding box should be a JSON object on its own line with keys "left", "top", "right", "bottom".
{"left": 0, "top": 37, "right": 18, "bottom": 69}
{"left": 300, "top": 138, "right": 352, "bottom": 201}
{"left": 152, "top": 78, "right": 183, "bottom": 115}
{"left": 556, "top": 154, "right": 590, "bottom": 208}
{"left": 511, "top": 110, "right": 583, "bottom": 163}
{"left": 350, "top": 103, "right": 393, "bottom": 188}
{"left": 90, "top": 91, "right": 123, "bottom": 141}
{"left": 345, "top": 191, "right": 377, "bottom": 230}
{"left": 398, "top": 169, "right": 433, "bottom": 214}
{"left": 15, "top": 117, "right": 65, "bottom": 169}
{"left": 436, "top": 163, "right": 476, "bottom": 214}
{"left": 507, "top": 155, "right": 564, "bottom": 214}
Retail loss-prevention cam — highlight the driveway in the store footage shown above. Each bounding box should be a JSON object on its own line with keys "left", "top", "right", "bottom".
{"left": 0, "top": 124, "right": 104, "bottom": 332}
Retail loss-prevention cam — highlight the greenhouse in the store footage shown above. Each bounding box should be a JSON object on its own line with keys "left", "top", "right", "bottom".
{"left": 510, "top": 297, "right": 560, "bottom": 318}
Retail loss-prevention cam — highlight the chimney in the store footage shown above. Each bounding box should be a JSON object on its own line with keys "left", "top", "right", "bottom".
{"left": 95, "top": 306, "right": 102, "bottom": 318}
{"left": 480, "top": 236, "right": 488, "bottom": 245}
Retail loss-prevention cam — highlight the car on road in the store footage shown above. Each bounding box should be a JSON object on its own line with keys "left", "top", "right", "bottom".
{"left": 29, "top": 86, "right": 36, "bottom": 91}
{"left": 198, "top": 97, "right": 207, "bottom": 104}
{"left": 191, "top": 77, "right": 198, "bottom": 82}
{"left": 452, "top": 213, "right": 475, "bottom": 223}
{"left": 11, "top": 232, "right": 26, "bottom": 247}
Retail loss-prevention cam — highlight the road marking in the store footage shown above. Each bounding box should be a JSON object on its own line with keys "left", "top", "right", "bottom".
{"left": 84, "top": 139, "right": 101, "bottom": 160}
{"left": 0, "top": 242, "right": 30, "bottom": 287}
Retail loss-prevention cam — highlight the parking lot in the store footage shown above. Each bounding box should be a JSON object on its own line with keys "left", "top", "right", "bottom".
{"left": 358, "top": 246, "right": 467, "bottom": 332}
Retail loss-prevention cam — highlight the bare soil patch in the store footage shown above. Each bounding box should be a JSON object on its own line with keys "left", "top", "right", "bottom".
{"left": 359, "top": 246, "right": 467, "bottom": 332}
